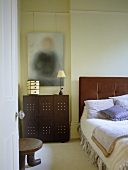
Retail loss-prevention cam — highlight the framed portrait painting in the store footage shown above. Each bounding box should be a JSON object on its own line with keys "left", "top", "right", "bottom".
{"left": 28, "top": 32, "right": 64, "bottom": 86}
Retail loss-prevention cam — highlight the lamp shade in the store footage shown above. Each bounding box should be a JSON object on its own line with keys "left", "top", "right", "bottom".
{"left": 57, "top": 70, "right": 66, "bottom": 78}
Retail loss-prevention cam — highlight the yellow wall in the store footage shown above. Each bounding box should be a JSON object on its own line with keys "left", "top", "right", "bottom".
{"left": 20, "top": 0, "right": 128, "bottom": 138}
{"left": 20, "top": 1, "right": 70, "bottom": 104}
{"left": 21, "top": 0, "right": 69, "bottom": 12}
{"left": 71, "top": 0, "right": 128, "bottom": 12}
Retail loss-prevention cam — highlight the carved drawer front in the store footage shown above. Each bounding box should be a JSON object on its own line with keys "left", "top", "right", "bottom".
{"left": 27, "top": 89, "right": 39, "bottom": 95}
{"left": 38, "top": 95, "right": 54, "bottom": 119}
{"left": 23, "top": 95, "right": 38, "bottom": 119}
{"left": 28, "top": 86, "right": 39, "bottom": 90}
{"left": 54, "top": 122, "right": 69, "bottom": 142}
{"left": 54, "top": 95, "right": 69, "bottom": 119}
{"left": 39, "top": 121, "right": 54, "bottom": 142}
{"left": 27, "top": 80, "right": 39, "bottom": 86}
{"left": 23, "top": 119, "right": 38, "bottom": 138}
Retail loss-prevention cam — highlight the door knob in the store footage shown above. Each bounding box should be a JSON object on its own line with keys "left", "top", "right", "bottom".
{"left": 16, "top": 110, "right": 25, "bottom": 119}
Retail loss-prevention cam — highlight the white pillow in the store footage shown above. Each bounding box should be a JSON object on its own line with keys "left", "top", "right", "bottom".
{"left": 81, "top": 106, "right": 88, "bottom": 118}
{"left": 109, "top": 94, "right": 128, "bottom": 103}
{"left": 85, "top": 99, "right": 114, "bottom": 119}
{"left": 116, "top": 99, "right": 128, "bottom": 110}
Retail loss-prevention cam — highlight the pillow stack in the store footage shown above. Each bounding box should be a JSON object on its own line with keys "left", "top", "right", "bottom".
{"left": 84, "top": 94, "right": 128, "bottom": 121}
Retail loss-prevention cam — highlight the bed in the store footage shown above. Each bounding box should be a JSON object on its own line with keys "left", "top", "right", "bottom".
{"left": 79, "top": 77, "right": 128, "bottom": 170}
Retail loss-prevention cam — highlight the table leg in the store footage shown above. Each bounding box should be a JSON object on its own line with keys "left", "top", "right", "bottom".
{"left": 27, "top": 153, "right": 41, "bottom": 167}
{"left": 19, "top": 154, "right": 25, "bottom": 170}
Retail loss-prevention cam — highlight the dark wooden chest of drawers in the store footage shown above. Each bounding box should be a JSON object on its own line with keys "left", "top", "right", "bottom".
{"left": 23, "top": 95, "right": 69, "bottom": 142}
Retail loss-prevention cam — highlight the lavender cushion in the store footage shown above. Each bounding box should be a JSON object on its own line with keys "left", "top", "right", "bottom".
{"left": 100, "top": 105, "right": 128, "bottom": 121}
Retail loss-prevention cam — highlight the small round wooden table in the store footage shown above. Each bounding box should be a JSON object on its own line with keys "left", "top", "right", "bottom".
{"left": 19, "top": 138, "right": 43, "bottom": 170}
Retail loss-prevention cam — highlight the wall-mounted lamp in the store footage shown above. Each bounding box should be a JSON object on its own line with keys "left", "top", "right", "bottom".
{"left": 57, "top": 70, "right": 66, "bottom": 95}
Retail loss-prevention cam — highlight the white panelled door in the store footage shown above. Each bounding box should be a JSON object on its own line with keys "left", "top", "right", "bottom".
{"left": 0, "top": 0, "right": 19, "bottom": 170}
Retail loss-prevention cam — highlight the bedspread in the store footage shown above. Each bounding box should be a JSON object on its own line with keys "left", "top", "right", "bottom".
{"left": 80, "top": 115, "right": 128, "bottom": 170}
{"left": 91, "top": 122, "right": 128, "bottom": 157}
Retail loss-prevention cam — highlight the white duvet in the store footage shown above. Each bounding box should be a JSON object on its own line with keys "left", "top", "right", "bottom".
{"left": 80, "top": 113, "right": 128, "bottom": 170}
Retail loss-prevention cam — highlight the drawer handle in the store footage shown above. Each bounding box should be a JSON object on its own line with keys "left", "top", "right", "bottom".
{"left": 35, "top": 87, "right": 36, "bottom": 88}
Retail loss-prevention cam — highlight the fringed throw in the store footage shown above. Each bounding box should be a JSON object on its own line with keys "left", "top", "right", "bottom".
{"left": 78, "top": 126, "right": 128, "bottom": 170}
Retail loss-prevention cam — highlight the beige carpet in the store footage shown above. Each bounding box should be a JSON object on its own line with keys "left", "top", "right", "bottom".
{"left": 25, "top": 139, "right": 98, "bottom": 170}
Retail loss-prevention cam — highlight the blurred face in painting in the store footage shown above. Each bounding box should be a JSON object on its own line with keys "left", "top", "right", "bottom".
{"left": 42, "top": 37, "right": 54, "bottom": 52}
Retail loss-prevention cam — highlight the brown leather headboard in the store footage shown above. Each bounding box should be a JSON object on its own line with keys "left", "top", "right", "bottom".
{"left": 79, "top": 77, "right": 128, "bottom": 121}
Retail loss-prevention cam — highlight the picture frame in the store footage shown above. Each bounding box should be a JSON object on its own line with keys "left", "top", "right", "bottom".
{"left": 28, "top": 32, "right": 64, "bottom": 86}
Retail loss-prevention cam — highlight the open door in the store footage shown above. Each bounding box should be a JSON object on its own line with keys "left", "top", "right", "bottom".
{"left": 0, "top": 0, "right": 19, "bottom": 169}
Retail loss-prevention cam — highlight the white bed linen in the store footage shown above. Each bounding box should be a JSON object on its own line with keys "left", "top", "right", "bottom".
{"left": 80, "top": 114, "right": 128, "bottom": 170}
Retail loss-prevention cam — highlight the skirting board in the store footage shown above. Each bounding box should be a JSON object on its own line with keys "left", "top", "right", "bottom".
{"left": 70, "top": 122, "right": 79, "bottom": 139}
